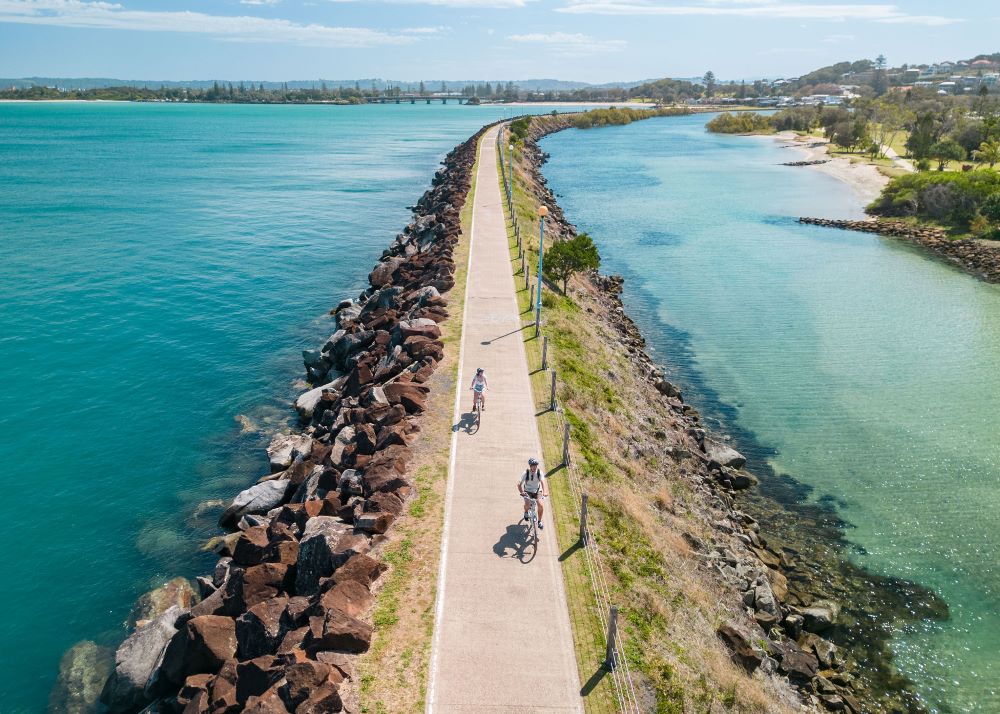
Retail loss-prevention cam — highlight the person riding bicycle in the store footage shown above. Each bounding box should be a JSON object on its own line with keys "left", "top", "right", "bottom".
{"left": 518, "top": 457, "right": 548, "bottom": 531}
{"left": 470, "top": 367, "right": 489, "bottom": 412}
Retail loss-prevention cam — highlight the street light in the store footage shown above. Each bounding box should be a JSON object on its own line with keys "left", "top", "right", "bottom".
{"left": 535, "top": 205, "right": 548, "bottom": 337}
{"left": 507, "top": 142, "right": 514, "bottom": 205}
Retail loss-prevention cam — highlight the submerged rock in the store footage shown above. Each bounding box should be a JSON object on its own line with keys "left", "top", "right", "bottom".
{"left": 48, "top": 640, "right": 114, "bottom": 714}
{"left": 128, "top": 577, "right": 199, "bottom": 629}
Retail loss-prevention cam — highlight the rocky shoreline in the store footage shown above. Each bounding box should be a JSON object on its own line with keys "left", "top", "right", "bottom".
{"left": 54, "top": 121, "right": 497, "bottom": 714}
{"left": 523, "top": 115, "right": 945, "bottom": 712}
{"left": 800, "top": 217, "right": 1000, "bottom": 284}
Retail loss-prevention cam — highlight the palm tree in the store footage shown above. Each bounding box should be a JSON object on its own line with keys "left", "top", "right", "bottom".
{"left": 973, "top": 139, "right": 1000, "bottom": 169}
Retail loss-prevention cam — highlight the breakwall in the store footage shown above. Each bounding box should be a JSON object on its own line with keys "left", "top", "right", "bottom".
{"left": 89, "top": 121, "right": 497, "bottom": 714}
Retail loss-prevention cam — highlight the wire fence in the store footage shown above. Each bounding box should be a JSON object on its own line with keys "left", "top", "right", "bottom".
{"left": 497, "top": 127, "right": 643, "bottom": 714}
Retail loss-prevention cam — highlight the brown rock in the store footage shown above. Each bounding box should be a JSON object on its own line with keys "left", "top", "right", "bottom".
{"left": 237, "top": 597, "right": 289, "bottom": 660}
{"left": 330, "top": 554, "right": 387, "bottom": 589}
{"left": 280, "top": 660, "right": 333, "bottom": 708}
{"left": 207, "top": 660, "right": 239, "bottom": 714}
{"left": 354, "top": 423, "right": 377, "bottom": 455}
{"left": 128, "top": 577, "right": 200, "bottom": 628}
{"left": 177, "top": 673, "right": 213, "bottom": 710}
{"left": 236, "top": 656, "right": 284, "bottom": 706}
{"left": 243, "top": 684, "right": 291, "bottom": 713}
{"left": 226, "top": 564, "right": 294, "bottom": 613}
{"left": 233, "top": 526, "right": 272, "bottom": 567}
{"left": 716, "top": 623, "right": 762, "bottom": 672}
{"left": 316, "top": 581, "right": 373, "bottom": 619}
{"left": 295, "top": 684, "right": 343, "bottom": 713}
{"left": 381, "top": 383, "right": 429, "bottom": 413}
{"left": 295, "top": 517, "right": 356, "bottom": 596}
{"left": 305, "top": 609, "right": 373, "bottom": 654}
{"left": 354, "top": 512, "right": 394, "bottom": 534}
{"left": 160, "top": 615, "right": 237, "bottom": 687}
{"left": 367, "top": 491, "right": 405, "bottom": 515}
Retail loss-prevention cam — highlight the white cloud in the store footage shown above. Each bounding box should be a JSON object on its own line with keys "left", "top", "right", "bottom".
{"left": 508, "top": 31, "right": 626, "bottom": 55}
{"left": 240, "top": 0, "right": 281, "bottom": 5}
{"left": 329, "top": 0, "right": 532, "bottom": 7}
{"left": 0, "top": 0, "right": 416, "bottom": 46}
{"left": 555, "top": 1, "right": 962, "bottom": 25}
{"left": 400, "top": 25, "right": 448, "bottom": 33}
{"left": 823, "top": 33, "right": 855, "bottom": 43}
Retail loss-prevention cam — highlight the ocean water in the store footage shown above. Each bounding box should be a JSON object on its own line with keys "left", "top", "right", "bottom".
{"left": 0, "top": 101, "right": 559, "bottom": 713}
{"left": 541, "top": 115, "right": 1000, "bottom": 713}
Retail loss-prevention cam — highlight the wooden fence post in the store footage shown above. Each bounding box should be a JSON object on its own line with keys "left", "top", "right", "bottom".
{"left": 550, "top": 370, "right": 557, "bottom": 412}
{"left": 580, "top": 493, "right": 589, "bottom": 545}
{"left": 529, "top": 284, "right": 535, "bottom": 312}
{"left": 562, "top": 421, "right": 571, "bottom": 467}
{"left": 541, "top": 335, "right": 548, "bottom": 370}
{"left": 605, "top": 606, "right": 619, "bottom": 670}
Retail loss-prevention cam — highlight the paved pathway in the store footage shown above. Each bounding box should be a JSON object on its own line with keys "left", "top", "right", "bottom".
{"left": 882, "top": 145, "right": 916, "bottom": 173}
{"left": 426, "top": 125, "right": 582, "bottom": 713}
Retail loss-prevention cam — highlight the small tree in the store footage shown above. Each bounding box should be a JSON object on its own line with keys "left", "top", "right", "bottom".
{"left": 544, "top": 233, "right": 601, "bottom": 293}
{"left": 981, "top": 193, "right": 1000, "bottom": 224}
{"left": 973, "top": 139, "right": 1000, "bottom": 168}
{"left": 929, "top": 139, "right": 965, "bottom": 171}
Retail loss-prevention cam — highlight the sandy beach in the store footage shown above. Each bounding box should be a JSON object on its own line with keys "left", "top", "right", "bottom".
{"left": 768, "top": 130, "right": 889, "bottom": 207}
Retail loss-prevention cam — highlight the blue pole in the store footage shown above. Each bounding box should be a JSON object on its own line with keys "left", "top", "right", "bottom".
{"left": 535, "top": 214, "right": 545, "bottom": 336}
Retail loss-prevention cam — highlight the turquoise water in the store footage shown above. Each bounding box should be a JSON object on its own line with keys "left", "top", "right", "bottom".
{"left": 0, "top": 101, "right": 560, "bottom": 713}
{"left": 541, "top": 115, "right": 1000, "bottom": 713}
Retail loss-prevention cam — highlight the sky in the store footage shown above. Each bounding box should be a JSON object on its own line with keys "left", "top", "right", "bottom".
{"left": 0, "top": 0, "right": 996, "bottom": 84}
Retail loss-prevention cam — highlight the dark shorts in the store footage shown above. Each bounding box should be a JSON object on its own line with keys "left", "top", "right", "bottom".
{"left": 523, "top": 491, "right": 540, "bottom": 500}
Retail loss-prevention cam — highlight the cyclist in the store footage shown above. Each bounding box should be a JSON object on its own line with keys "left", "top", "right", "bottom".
{"left": 518, "top": 457, "right": 548, "bottom": 531}
{"left": 470, "top": 367, "right": 489, "bottom": 412}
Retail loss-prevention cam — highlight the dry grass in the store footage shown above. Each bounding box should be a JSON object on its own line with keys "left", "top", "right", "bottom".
{"left": 501, "top": 128, "right": 804, "bottom": 713}
{"left": 355, "top": 137, "right": 480, "bottom": 714}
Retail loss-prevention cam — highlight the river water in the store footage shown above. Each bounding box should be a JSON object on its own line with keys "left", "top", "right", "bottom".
{"left": 0, "top": 101, "right": 564, "bottom": 713}
{"left": 540, "top": 114, "right": 1000, "bottom": 712}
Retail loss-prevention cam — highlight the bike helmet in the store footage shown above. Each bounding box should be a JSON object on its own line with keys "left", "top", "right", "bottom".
{"left": 528, "top": 457, "right": 539, "bottom": 466}
{"left": 476, "top": 367, "right": 484, "bottom": 374}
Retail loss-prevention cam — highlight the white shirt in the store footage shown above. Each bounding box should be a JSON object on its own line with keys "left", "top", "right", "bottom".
{"left": 520, "top": 466, "right": 544, "bottom": 494}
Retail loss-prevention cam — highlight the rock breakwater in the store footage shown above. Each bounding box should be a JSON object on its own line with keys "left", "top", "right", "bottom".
{"left": 801, "top": 217, "right": 1000, "bottom": 284}
{"left": 83, "top": 122, "right": 494, "bottom": 714}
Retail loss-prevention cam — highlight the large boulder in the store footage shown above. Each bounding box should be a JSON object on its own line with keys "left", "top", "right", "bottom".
{"left": 382, "top": 383, "right": 429, "bottom": 414}
{"left": 128, "top": 577, "right": 199, "bottom": 629}
{"left": 703, "top": 439, "right": 747, "bottom": 470}
{"left": 294, "top": 377, "right": 346, "bottom": 420}
{"left": 802, "top": 600, "right": 841, "bottom": 633}
{"left": 397, "top": 318, "right": 441, "bottom": 341}
{"left": 48, "top": 640, "right": 114, "bottom": 714}
{"left": 266, "top": 434, "right": 313, "bottom": 473}
{"left": 219, "top": 480, "right": 291, "bottom": 529}
{"left": 295, "top": 517, "right": 367, "bottom": 596}
{"left": 100, "top": 606, "right": 183, "bottom": 714}
{"left": 305, "top": 608, "right": 373, "bottom": 654}
{"left": 716, "top": 624, "right": 763, "bottom": 673}
{"left": 236, "top": 597, "right": 289, "bottom": 660}
{"left": 369, "top": 257, "right": 403, "bottom": 288}
{"left": 158, "top": 615, "right": 237, "bottom": 688}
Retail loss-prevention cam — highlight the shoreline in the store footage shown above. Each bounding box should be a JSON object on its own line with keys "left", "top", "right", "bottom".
{"left": 768, "top": 130, "right": 889, "bottom": 206}
{"left": 524, "top": 113, "right": 942, "bottom": 712}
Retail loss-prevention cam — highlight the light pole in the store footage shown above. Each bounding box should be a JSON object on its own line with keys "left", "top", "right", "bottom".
{"left": 507, "top": 142, "right": 514, "bottom": 206}
{"left": 535, "top": 205, "right": 548, "bottom": 337}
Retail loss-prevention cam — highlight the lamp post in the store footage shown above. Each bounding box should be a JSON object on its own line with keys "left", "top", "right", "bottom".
{"left": 507, "top": 142, "right": 514, "bottom": 206}
{"left": 535, "top": 205, "right": 548, "bottom": 337}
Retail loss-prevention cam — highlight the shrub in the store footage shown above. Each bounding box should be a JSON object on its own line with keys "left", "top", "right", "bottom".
{"left": 705, "top": 112, "right": 773, "bottom": 134}
{"left": 544, "top": 232, "right": 601, "bottom": 292}
{"left": 869, "top": 169, "right": 1000, "bottom": 231}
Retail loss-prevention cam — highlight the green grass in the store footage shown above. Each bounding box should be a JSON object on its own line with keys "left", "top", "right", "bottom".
{"left": 496, "top": 142, "right": 620, "bottom": 714}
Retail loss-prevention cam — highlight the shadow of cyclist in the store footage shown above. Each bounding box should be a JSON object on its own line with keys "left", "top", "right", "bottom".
{"left": 492, "top": 523, "right": 536, "bottom": 564}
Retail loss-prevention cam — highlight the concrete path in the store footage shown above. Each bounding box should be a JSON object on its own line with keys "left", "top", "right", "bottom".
{"left": 882, "top": 145, "right": 916, "bottom": 173}
{"left": 426, "top": 125, "right": 582, "bottom": 713}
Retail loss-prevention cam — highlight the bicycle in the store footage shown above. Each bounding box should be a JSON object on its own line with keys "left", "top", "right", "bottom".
{"left": 523, "top": 492, "right": 540, "bottom": 545}
{"left": 472, "top": 389, "right": 484, "bottom": 423}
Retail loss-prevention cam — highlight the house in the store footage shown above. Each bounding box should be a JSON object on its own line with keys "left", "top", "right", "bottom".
{"left": 903, "top": 68, "right": 922, "bottom": 81}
